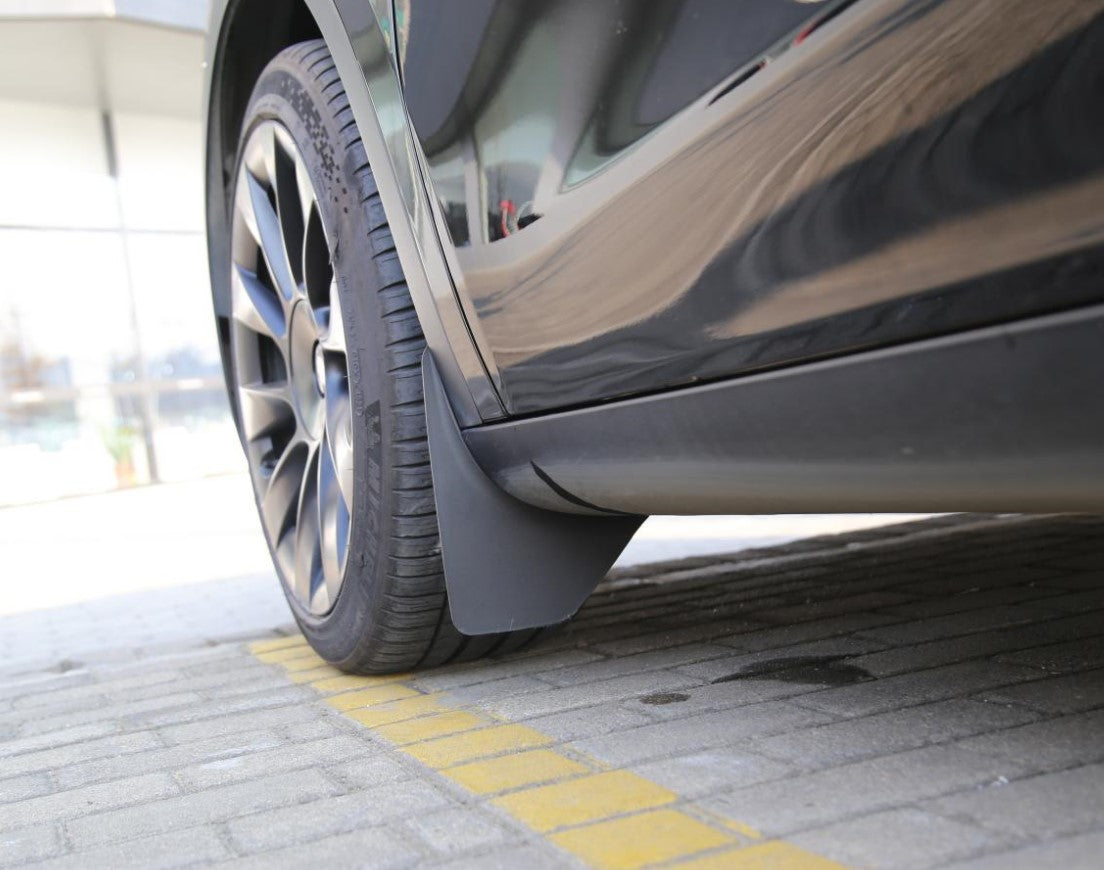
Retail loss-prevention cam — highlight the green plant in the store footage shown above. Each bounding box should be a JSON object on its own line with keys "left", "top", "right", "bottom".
{"left": 102, "top": 425, "right": 137, "bottom": 465}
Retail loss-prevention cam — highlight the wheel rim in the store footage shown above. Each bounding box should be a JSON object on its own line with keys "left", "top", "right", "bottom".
{"left": 230, "top": 120, "right": 353, "bottom": 616}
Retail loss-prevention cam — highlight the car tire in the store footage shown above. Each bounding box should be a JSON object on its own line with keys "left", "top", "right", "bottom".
{"left": 227, "top": 39, "right": 540, "bottom": 673}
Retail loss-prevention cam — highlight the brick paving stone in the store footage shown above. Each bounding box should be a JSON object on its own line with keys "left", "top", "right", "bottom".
{"left": 203, "top": 673, "right": 298, "bottom": 700}
{"left": 875, "top": 586, "right": 1064, "bottom": 620}
{"left": 701, "top": 744, "right": 1031, "bottom": 836}
{"left": 485, "top": 671, "right": 701, "bottom": 720}
{"left": 410, "top": 650, "right": 603, "bottom": 692}
{"left": 220, "top": 826, "right": 422, "bottom": 869}
{"left": 719, "top": 613, "right": 899, "bottom": 653}
{"left": 325, "top": 753, "right": 416, "bottom": 790}
{"left": 153, "top": 645, "right": 271, "bottom": 676}
{"left": 406, "top": 806, "right": 514, "bottom": 855}
{"left": 789, "top": 808, "right": 1001, "bottom": 870}
{"left": 0, "top": 772, "right": 179, "bottom": 833}
{"left": 29, "top": 826, "right": 230, "bottom": 869}
{"left": 128, "top": 686, "right": 316, "bottom": 729}
{"left": 278, "top": 717, "right": 346, "bottom": 741}
{"left": 570, "top": 701, "right": 832, "bottom": 767}
{"left": 53, "top": 730, "right": 283, "bottom": 790}
{"left": 38, "top": 651, "right": 212, "bottom": 690}
{"left": 0, "top": 772, "right": 52, "bottom": 804}
{"left": 922, "top": 566, "right": 1071, "bottom": 589}
{"left": 943, "top": 830, "right": 1104, "bottom": 870}
{"left": 653, "top": 594, "right": 795, "bottom": 626}
{"left": 584, "top": 618, "right": 771, "bottom": 657}
{"left": 1022, "top": 547, "right": 1104, "bottom": 570}
{"left": 105, "top": 663, "right": 278, "bottom": 703}
{"left": 436, "top": 675, "right": 555, "bottom": 708}
{"left": 225, "top": 780, "right": 451, "bottom": 854}
{"left": 615, "top": 672, "right": 830, "bottom": 722}
{"left": 435, "top": 844, "right": 575, "bottom": 869}
{"left": 977, "top": 668, "right": 1104, "bottom": 714}
{"left": 538, "top": 644, "right": 734, "bottom": 688}
{"left": 751, "top": 699, "right": 1038, "bottom": 769}
{"left": 954, "top": 709, "right": 1104, "bottom": 773}
{"left": 2, "top": 730, "right": 162, "bottom": 779}
{"left": 523, "top": 703, "right": 655, "bottom": 742}
{"left": 1031, "top": 589, "right": 1104, "bottom": 613}
{"left": 844, "top": 619, "right": 1089, "bottom": 678}
{"left": 8, "top": 670, "right": 181, "bottom": 712}
{"left": 673, "top": 636, "right": 887, "bottom": 683}
{"left": 632, "top": 747, "right": 794, "bottom": 797}
{"left": 0, "top": 672, "right": 92, "bottom": 705}
{"left": 854, "top": 605, "right": 1056, "bottom": 647}
{"left": 1030, "top": 570, "right": 1104, "bottom": 590}
{"left": 8, "top": 692, "right": 205, "bottom": 736}
{"left": 753, "top": 591, "right": 921, "bottom": 625}
{"left": 156, "top": 703, "right": 319, "bottom": 743}
{"left": 0, "top": 823, "right": 61, "bottom": 866}
{"left": 794, "top": 660, "right": 1044, "bottom": 719}
{"left": 175, "top": 734, "right": 373, "bottom": 790}
{"left": 893, "top": 574, "right": 1044, "bottom": 599}
{"left": 0, "top": 722, "right": 119, "bottom": 759}
{"left": 995, "top": 635, "right": 1104, "bottom": 674}
{"left": 65, "top": 769, "right": 340, "bottom": 849}
{"left": 923, "top": 763, "right": 1104, "bottom": 842}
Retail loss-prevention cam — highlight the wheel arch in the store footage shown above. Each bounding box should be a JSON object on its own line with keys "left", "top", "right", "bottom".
{"left": 204, "top": 0, "right": 503, "bottom": 436}
{"left": 204, "top": 0, "right": 322, "bottom": 433}
{"left": 207, "top": 1, "right": 321, "bottom": 214}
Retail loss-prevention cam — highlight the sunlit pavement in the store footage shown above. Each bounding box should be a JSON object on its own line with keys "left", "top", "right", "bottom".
{"left": 2, "top": 501, "right": 1104, "bottom": 867}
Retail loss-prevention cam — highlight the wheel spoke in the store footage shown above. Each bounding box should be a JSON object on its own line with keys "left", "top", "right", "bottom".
{"left": 242, "top": 118, "right": 277, "bottom": 186}
{"left": 272, "top": 131, "right": 307, "bottom": 289}
{"left": 238, "top": 381, "right": 294, "bottom": 442}
{"left": 259, "top": 439, "right": 307, "bottom": 543}
{"left": 293, "top": 446, "right": 322, "bottom": 609}
{"left": 273, "top": 528, "right": 296, "bottom": 586}
{"left": 318, "top": 433, "right": 349, "bottom": 601}
{"left": 232, "top": 169, "right": 263, "bottom": 258}
{"left": 276, "top": 125, "right": 318, "bottom": 250}
{"left": 231, "top": 264, "right": 285, "bottom": 339}
{"left": 323, "top": 355, "right": 355, "bottom": 506}
{"left": 245, "top": 168, "right": 298, "bottom": 301}
{"left": 303, "top": 202, "right": 334, "bottom": 325}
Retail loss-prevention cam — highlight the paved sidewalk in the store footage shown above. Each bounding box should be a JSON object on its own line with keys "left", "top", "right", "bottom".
{"left": 2, "top": 513, "right": 1104, "bottom": 867}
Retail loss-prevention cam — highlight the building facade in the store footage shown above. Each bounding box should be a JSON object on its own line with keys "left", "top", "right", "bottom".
{"left": 0, "top": 1, "right": 241, "bottom": 504}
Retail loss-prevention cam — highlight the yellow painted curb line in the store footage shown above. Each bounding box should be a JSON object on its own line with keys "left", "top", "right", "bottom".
{"left": 250, "top": 635, "right": 847, "bottom": 870}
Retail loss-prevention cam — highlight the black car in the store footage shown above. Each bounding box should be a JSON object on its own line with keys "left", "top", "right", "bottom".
{"left": 204, "top": 0, "right": 1104, "bottom": 672}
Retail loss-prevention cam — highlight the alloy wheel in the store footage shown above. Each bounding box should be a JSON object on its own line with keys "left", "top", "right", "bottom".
{"left": 229, "top": 120, "right": 353, "bottom": 615}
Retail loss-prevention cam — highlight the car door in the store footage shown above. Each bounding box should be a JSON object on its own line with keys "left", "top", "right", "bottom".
{"left": 397, "top": 0, "right": 1104, "bottom": 416}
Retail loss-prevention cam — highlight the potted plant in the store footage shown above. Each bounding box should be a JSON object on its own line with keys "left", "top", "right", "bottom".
{"left": 103, "top": 425, "right": 138, "bottom": 488}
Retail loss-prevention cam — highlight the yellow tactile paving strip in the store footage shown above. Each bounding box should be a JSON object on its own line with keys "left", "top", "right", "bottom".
{"left": 251, "top": 635, "right": 848, "bottom": 870}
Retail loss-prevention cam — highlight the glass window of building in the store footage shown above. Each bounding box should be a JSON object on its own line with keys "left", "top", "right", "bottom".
{"left": 0, "top": 4, "right": 241, "bottom": 505}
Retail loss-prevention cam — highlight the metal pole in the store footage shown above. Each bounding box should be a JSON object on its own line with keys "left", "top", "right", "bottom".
{"left": 102, "top": 110, "right": 160, "bottom": 484}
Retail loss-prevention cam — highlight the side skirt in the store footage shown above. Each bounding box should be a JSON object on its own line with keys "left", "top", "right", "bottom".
{"left": 422, "top": 351, "right": 644, "bottom": 635}
{"left": 462, "top": 303, "right": 1104, "bottom": 516}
